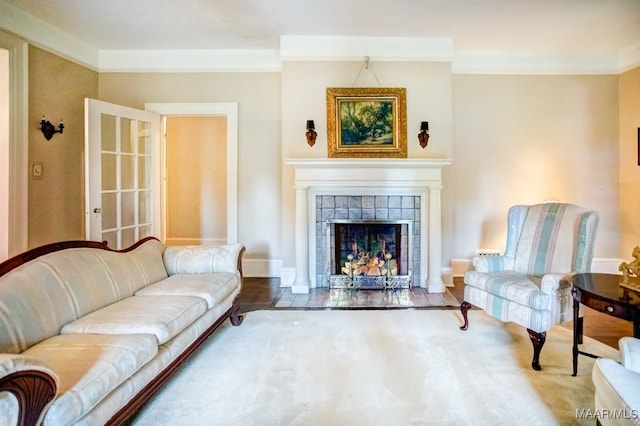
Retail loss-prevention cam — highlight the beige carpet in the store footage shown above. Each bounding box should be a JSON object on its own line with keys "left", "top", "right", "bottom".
{"left": 131, "top": 310, "right": 619, "bottom": 426}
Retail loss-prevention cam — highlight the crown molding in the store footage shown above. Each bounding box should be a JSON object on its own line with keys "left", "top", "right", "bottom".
{"left": 280, "top": 35, "right": 453, "bottom": 62}
{"left": 98, "top": 49, "right": 281, "bottom": 72}
{"left": 620, "top": 42, "right": 640, "bottom": 73}
{"left": 452, "top": 51, "right": 622, "bottom": 75}
{"left": 1, "top": 3, "right": 636, "bottom": 75}
{"left": 0, "top": 1, "right": 98, "bottom": 70}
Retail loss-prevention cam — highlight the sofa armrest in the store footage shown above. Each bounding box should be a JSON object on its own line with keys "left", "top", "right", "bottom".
{"left": 0, "top": 354, "right": 58, "bottom": 426}
{"left": 620, "top": 337, "right": 640, "bottom": 374}
{"left": 163, "top": 243, "right": 245, "bottom": 275}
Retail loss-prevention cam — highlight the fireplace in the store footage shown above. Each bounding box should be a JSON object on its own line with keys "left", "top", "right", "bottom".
{"left": 285, "top": 158, "right": 451, "bottom": 294}
{"left": 331, "top": 221, "right": 405, "bottom": 276}
{"left": 327, "top": 219, "right": 413, "bottom": 289}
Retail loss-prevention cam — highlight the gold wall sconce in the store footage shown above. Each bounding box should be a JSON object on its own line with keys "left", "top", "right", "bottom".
{"left": 40, "top": 117, "right": 64, "bottom": 140}
{"left": 418, "top": 121, "right": 429, "bottom": 148}
{"left": 306, "top": 120, "right": 317, "bottom": 147}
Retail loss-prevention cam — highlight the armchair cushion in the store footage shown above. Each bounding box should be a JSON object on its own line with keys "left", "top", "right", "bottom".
{"left": 464, "top": 270, "right": 548, "bottom": 310}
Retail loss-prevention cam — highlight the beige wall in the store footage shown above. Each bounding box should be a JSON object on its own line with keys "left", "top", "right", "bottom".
{"left": 166, "top": 116, "right": 227, "bottom": 245}
{"left": 28, "top": 46, "right": 98, "bottom": 247}
{"left": 98, "top": 72, "right": 282, "bottom": 260}
{"left": 21, "top": 46, "right": 629, "bottom": 272}
{"left": 452, "top": 74, "right": 620, "bottom": 260}
{"left": 619, "top": 67, "right": 640, "bottom": 257}
{"left": 280, "top": 60, "right": 454, "bottom": 266}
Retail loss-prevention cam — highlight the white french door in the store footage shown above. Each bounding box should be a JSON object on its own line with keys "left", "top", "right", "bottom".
{"left": 85, "top": 98, "right": 161, "bottom": 249}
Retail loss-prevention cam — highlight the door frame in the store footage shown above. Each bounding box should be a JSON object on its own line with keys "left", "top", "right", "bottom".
{"left": 0, "top": 31, "right": 28, "bottom": 259}
{"left": 144, "top": 102, "right": 239, "bottom": 245}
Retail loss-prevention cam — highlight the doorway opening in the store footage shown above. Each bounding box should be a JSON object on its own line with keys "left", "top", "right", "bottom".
{"left": 145, "top": 103, "right": 238, "bottom": 245}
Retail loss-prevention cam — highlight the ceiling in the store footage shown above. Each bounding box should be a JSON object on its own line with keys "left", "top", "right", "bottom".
{"left": 3, "top": 0, "right": 639, "bottom": 54}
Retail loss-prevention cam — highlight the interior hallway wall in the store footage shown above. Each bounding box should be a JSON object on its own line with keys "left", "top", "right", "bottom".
{"left": 165, "top": 115, "right": 227, "bottom": 246}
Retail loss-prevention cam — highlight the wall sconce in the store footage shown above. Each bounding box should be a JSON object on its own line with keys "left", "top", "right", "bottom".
{"left": 306, "top": 120, "right": 317, "bottom": 147}
{"left": 418, "top": 121, "right": 429, "bottom": 148}
{"left": 40, "top": 117, "right": 64, "bottom": 140}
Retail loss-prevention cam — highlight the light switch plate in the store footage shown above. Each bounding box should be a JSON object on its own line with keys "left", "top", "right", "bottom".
{"left": 31, "top": 162, "right": 43, "bottom": 179}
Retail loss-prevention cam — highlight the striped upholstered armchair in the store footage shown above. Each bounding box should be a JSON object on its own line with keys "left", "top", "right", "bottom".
{"left": 460, "top": 202, "right": 599, "bottom": 370}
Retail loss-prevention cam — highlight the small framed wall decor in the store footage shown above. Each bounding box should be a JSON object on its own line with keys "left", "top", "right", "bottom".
{"left": 326, "top": 87, "right": 407, "bottom": 158}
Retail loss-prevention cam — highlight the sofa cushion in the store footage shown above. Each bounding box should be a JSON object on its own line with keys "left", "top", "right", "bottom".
{"left": 163, "top": 244, "right": 243, "bottom": 274}
{"left": 60, "top": 296, "right": 207, "bottom": 345}
{"left": 135, "top": 273, "right": 239, "bottom": 310}
{"left": 22, "top": 333, "right": 157, "bottom": 426}
{"left": 464, "top": 270, "right": 549, "bottom": 310}
{"left": 0, "top": 239, "right": 169, "bottom": 354}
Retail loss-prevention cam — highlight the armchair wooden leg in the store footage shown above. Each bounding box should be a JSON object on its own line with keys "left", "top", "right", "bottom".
{"left": 527, "top": 329, "right": 546, "bottom": 371}
{"left": 460, "top": 301, "right": 472, "bottom": 331}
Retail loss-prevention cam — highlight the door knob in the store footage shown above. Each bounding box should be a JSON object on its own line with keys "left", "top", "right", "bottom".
{"left": 93, "top": 208, "right": 102, "bottom": 213}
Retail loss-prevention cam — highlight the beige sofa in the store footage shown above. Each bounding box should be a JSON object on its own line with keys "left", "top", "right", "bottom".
{"left": 0, "top": 237, "right": 245, "bottom": 426}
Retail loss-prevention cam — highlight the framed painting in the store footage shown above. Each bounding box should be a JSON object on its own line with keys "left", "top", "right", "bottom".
{"left": 326, "top": 87, "right": 407, "bottom": 158}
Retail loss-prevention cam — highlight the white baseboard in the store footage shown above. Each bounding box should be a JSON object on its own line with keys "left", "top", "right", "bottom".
{"left": 241, "top": 258, "right": 283, "bottom": 278}
{"left": 591, "top": 258, "right": 623, "bottom": 274}
{"left": 441, "top": 267, "right": 454, "bottom": 287}
{"left": 279, "top": 267, "right": 296, "bottom": 287}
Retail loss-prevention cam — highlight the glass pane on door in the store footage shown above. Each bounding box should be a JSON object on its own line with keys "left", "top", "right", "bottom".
{"left": 86, "top": 99, "right": 159, "bottom": 250}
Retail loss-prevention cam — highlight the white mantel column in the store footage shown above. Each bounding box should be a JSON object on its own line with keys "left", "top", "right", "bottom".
{"left": 427, "top": 184, "right": 445, "bottom": 293}
{"left": 292, "top": 185, "right": 310, "bottom": 294}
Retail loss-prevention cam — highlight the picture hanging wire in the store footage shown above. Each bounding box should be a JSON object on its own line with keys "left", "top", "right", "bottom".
{"left": 351, "top": 56, "right": 381, "bottom": 87}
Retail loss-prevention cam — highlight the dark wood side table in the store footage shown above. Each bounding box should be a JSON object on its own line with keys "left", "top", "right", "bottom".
{"left": 571, "top": 272, "right": 640, "bottom": 376}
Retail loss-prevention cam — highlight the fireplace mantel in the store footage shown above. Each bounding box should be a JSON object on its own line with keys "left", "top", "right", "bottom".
{"left": 285, "top": 158, "right": 452, "bottom": 294}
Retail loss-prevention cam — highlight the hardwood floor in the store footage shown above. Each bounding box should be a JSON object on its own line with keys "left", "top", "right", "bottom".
{"left": 239, "top": 277, "right": 633, "bottom": 350}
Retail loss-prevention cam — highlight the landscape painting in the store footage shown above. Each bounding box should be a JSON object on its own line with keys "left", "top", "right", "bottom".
{"left": 326, "top": 87, "right": 407, "bottom": 158}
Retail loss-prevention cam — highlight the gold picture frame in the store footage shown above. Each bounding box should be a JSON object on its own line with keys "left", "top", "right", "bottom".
{"left": 326, "top": 87, "right": 407, "bottom": 158}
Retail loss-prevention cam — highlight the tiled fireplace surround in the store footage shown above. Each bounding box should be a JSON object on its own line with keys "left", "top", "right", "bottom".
{"left": 286, "top": 158, "right": 451, "bottom": 294}
{"left": 319, "top": 196, "right": 419, "bottom": 286}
